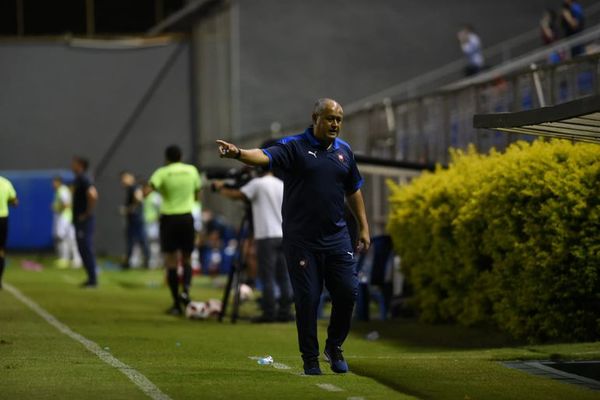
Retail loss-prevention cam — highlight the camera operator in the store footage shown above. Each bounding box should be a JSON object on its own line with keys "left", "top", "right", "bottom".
{"left": 212, "top": 168, "right": 294, "bottom": 323}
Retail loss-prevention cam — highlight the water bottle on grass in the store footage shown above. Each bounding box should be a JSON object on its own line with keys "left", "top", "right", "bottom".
{"left": 257, "top": 356, "right": 273, "bottom": 365}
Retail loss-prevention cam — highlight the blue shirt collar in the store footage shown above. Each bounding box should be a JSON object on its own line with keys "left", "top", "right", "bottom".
{"left": 304, "top": 127, "right": 340, "bottom": 150}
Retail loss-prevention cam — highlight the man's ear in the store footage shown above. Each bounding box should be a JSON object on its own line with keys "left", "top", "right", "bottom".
{"left": 311, "top": 113, "right": 318, "bottom": 124}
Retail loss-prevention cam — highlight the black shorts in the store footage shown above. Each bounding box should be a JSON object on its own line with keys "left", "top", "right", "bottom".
{"left": 0, "top": 217, "right": 7, "bottom": 249}
{"left": 160, "top": 213, "right": 195, "bottom": 253}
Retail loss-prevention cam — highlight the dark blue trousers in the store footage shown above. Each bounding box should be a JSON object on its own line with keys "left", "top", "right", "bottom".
{"left": 284, "top": 243, "right": 358, "bottom": 361}
{"left": 74, "top": 216, "right": 97, "bottom": 285}
{"left": 126, "top": 218, "right": 150, "bottom": 266}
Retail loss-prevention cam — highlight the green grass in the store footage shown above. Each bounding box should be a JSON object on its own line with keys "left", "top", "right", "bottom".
{"left": 1, "top": 255, "right": 600, "bottom": 400}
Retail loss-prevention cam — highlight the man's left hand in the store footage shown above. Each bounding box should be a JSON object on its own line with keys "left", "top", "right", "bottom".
{"left": 356, "top": 229, "right": 371, "bottom": 253}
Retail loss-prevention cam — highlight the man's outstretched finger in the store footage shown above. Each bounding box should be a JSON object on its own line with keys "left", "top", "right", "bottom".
{"left": 216, "top": 140, "right": 231, "bottom": 157}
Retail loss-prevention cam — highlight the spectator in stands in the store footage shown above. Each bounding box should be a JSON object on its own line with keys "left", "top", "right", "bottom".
{"left": 540, "top": 9, "right": 563, "bottom": 64}
{"left": 213, "top": 169, "right": 294, "bottom": 323}
{"left": 120, "top": 171, "right": 150, "bottom": 269}
{"left": 561, "top": 0, "right": 585, "bottom": 56}
{"left": 52, "top": 176, "right": 81, "bottom": 269}
{"left": 541, "top": 9, "right": 558, "bottom": 44}
{"left": 203, "top": 229, "right": 224, "bottom": 276}
{"left": 71, "top": 156, "right": 99, "bottom": 288}
{"left": 0, "top": 175, "right": 18, "bottom": 289}
{"left": 457, "top": 25, "right": 485, "bottom": 77}
{"left": 199, "top": 210, "right": 238, "bottom": 277}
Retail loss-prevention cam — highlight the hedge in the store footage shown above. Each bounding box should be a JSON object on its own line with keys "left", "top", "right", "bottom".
{"left": 387, "top": 140, "right": 600, "bottom": 342}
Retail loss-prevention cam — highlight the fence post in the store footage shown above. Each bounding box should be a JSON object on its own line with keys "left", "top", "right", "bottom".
{"left": 531, "top": 63, "right": 546, "bottom": 108}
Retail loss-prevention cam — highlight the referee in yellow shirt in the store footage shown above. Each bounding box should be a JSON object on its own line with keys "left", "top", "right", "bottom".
{"left": 145, "top": 145, "right": 202, "bottom": 315}
{"left": 0, "top": 175, "right": 18, "bottom": 289}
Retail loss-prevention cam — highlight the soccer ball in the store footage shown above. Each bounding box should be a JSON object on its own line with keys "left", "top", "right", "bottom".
{"left": 185, "top": 301, "right": 210, "bottom": 319}
{"left": 239, "top": 283, "right": 254, "bottom": 301}
{"left": 185, "top": 299, "right": 223, "bottom": 320}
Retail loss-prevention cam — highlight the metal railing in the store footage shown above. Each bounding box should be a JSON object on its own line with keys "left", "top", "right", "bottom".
{"left": 345, "top": 2, "right": 600, "bottom": 114}
{"left": 340, "top": 39, "right": 600, "bottom": 168}
{"left": 338, "top": 35, "right": 600, "bottom": 232}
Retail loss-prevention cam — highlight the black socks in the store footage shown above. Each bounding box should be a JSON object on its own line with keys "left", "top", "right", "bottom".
{"left": 167, "top": 265, "right": 193, "bottom": 308}
{"left": 167, "top": 268, "right": 179, "bottom": 307}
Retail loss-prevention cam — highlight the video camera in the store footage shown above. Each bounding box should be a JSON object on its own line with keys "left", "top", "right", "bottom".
{"left": 205, "top": 166, "right": 256, "bottom": 191}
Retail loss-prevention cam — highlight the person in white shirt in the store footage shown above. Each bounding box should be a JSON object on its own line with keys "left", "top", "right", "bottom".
{"left": 52, "top": 176, "right": 82, "bottom": 269}
{"left": 213, "top": 169, "right": 293, "bottom": 323}
{"left": 458, "top": 25, "right": 485, "bottom": 76}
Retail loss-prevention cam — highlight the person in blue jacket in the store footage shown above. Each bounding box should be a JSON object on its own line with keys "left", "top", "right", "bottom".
{"left": 216, "top": 98, "right": 370, "bottom": 375}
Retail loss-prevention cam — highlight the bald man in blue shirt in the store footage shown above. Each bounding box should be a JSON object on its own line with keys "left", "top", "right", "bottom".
{"left": 217, "top": 98, "right": 370, "bottom": 375}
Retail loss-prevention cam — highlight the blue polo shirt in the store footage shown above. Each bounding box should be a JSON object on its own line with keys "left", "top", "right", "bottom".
{"left": 73, "top": 174, "right": 94, "bottom": 220}
{"left": 262, "top": 127, "right": 363, "bottom": 250}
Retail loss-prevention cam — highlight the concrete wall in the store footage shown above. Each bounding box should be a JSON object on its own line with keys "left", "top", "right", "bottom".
{"left": 0, "top": 39, "right": 192, "bottom": 255}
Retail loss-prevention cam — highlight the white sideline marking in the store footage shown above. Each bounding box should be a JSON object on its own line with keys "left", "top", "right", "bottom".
{"left": 273, "top": 362, "right": 292, "bottom": 370}
{"left": 249, "top": 356, "right": 366, "bottom": 397}
{"left": 316, "top": 383, "right": 344, "bottom": 392}
{"left": 5, "top": 283, "right": 172, "bottom": 400}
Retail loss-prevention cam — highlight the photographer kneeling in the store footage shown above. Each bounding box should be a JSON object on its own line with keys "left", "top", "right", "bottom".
{"left": 212, "top": 169, "right": 294, "bottom": 323}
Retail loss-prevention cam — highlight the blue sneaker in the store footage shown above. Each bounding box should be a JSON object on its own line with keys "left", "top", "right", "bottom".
{"left": 324, "top": 346, "right": 348, "bottom": 373}
{"left": 303, "top": 359, "right": 322, "bottom": 375}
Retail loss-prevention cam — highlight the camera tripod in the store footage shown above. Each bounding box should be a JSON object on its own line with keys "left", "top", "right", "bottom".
{"left": 218, "top": 206, "right": 252, "bottom": 323}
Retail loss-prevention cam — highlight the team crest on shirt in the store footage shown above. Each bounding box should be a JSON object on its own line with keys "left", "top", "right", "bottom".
{"left": 299, "top": 259, "right": 307, "bottom": 268}
{"left": 338, "top": 153, "right": 345, "bottom": 163}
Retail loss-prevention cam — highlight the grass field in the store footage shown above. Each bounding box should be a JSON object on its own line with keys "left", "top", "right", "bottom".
{"left": 2, "top": 256, "right": 600, "bottom": 400}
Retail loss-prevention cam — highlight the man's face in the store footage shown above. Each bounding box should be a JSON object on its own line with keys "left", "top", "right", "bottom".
{"left": 121, "top": 173, "right": 133, "bottom": 187}
{"left": 52, "top": 179, "right": 60, "bottom": 190}
{"left": 313, "top": 102, "right": 343, "bottom": 143}
{"left": 71, "top": 159, "right": 81, "bottom": 174}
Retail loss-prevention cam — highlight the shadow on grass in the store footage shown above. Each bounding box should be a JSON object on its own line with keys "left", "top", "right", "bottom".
{"left": 350, "top": 362, "right": 429, "bottom": 400}
{"left": 351, "top": 318, "right": 522, "bottom": 351}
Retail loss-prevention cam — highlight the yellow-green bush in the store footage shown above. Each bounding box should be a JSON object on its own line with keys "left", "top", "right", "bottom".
{"left": 387, "top": 140, "right": 600, "bottom": 342}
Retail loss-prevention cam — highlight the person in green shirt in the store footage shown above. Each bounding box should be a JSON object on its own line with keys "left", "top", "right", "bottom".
{"left": 145, "top": 145, "right": 202, "bottom": 315}
{"left": 52, "top": 176, "right": 81, "bottom": 269}
{"left": 0, "top": 176, "right": 18, "bottom": 289}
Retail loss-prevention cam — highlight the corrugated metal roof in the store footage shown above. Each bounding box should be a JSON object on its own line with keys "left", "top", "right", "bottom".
{"left": 473, "top": 95, "right": 600, "bottom": 144}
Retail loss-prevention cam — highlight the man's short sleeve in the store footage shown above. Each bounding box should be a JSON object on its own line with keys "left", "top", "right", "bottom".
{"left": 240, "top": 179, "right": 257, "bottom": 201}
{"left": 345, "top": 152, "right": 363, "bottom": 195}
{"left": 262, "top": 142, "right": 295, "bottom": 171}
{"left": 7, "top": 181, "right": 16, "bottom": 200}
{"left": 149, "top": 168, "right": 163, "bottom": 190}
